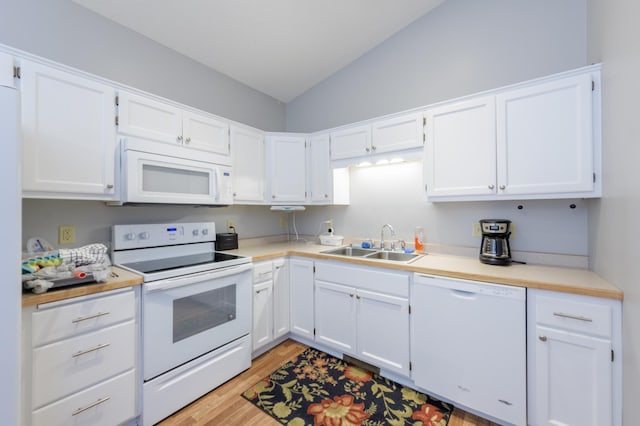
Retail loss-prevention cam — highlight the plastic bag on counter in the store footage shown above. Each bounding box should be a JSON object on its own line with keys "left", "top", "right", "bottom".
{"left": 21, "top": 242, "right": 112, "bottom": 294}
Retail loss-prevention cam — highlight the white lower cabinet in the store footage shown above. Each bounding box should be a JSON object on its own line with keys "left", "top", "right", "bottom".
{"left": 22, "top": 288, "right": 138, "bottom": 426}
{"left": 289, "top": 257, "right": 315, "bottom": 340}
{"left": 527, "top": 289, "right": 621, "bottom": 426}
{"left": 252, "top": 259, "right": 290, "bottom": 354}
{"left": 314, "top": 261, "right": 410, "bottom": 377}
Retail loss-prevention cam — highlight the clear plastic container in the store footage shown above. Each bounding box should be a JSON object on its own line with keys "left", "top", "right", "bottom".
{"left": 414, "top": 226, "right": 425, "bottom": 253}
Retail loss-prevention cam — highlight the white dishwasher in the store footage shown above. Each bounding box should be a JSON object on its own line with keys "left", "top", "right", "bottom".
{"left": 411, "top": 274, "right": 526, "bottom": 426}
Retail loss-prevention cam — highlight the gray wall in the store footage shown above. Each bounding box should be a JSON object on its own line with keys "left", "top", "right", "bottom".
{"left": 587, "top": 0, "right": 640, "bottom": 423}
{"left": 0, "top": 0, "right": 285, "bottom": 131}
{"left": 286, "top": 0, "right": 587, "bottom": 132}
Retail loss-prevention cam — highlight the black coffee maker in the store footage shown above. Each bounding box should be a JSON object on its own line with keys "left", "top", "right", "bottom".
{"left": 479, "top": 219, "right": 512, "bottom": 265}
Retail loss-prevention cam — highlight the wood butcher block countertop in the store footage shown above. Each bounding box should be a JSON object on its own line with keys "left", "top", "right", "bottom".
{"left": 22, "top": 266, "right": 143, "bottom": 307}
{"left": 228, "top": 241, "right": 623, "bottom": 300}
{"left": 21, "top": 241, "right": 623, "bottom": 306}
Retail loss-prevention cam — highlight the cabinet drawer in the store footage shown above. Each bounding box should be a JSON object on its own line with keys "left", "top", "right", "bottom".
{"left": 32, "top": 290, "right": 135, "bottom": 347}
{"left": 32, "top": 321, "right": 135, "bottom": 409}
{"left": 536, "top": 294, "right": 612, "bottom": 338}
{"left": 32, "top": 369, "right": 136, "bottom": 426}
{"left": 253, "top": 261, "right": 273, "bottom": 282}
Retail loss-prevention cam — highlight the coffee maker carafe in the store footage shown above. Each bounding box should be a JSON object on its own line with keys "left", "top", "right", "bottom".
{"left": 479, "top": 219, "right": 512, "bottom": 265}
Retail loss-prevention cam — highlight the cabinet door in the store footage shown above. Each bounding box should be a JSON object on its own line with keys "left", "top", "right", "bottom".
{"left": 309, "top": 134, "right": 333, "bottom": 204}
{"left": 182, "top": 110, "right": 230, "bottom": 155}
{"left": 372, "top": 113, "right": 423, "bottom": 154}
{"left": 21, "top": 60, "right": 117, "bottom": 197}
{"left": 252, "top": 281, "right": 273, "bottom": 351}
{"left": 117, "top": 91, "right": 182, "bottom": 144}
{"left": 424, "top": 96, "right": 497, "bottom": 198}
{"left": 267, "top": 135, "right": 307, "bottom": 203}
{"left": 534, "top": 325, "right": 612, "bottom": 426}
{"left": 496, "top": 74, "right": 594, "bottom": 196}
{"left": 330, "top": 124, "right": 371, "bottom": 160}
{"left": 289, "top": 258, "right": 315, "bottom": 339}
{"left": 356, "top": 289, "right": 409, "bottom": 376}
{"left": 231, "top": 125, "right": 265, "bottom": 203}
{"left": 315, "top": 281, "right": 356, "bottom": 354}
{"left": 273, "top": 259, "right": 290, "bottom": 339}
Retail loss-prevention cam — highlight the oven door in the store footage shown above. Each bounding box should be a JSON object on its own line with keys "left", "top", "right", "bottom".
{"left": 142, "top": 263, "right": 251, "bottom": 380}
{"left": 121, "top": 140, "right": 230, "bottom": 205}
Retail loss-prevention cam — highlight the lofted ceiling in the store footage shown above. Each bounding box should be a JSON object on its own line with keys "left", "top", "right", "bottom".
{"left": 72, "top": 0, "right": 446, "bottom": 102}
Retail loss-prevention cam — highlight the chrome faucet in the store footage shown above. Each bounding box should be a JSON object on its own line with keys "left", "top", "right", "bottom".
{"left": 380, "top": 224, "right": 395, "bottom": 251}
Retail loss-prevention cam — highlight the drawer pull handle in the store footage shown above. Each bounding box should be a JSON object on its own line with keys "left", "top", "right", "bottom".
{"left": 553, "top": 312, "right": 593, "bottom": 322}
{"left": 498, "top": 399, "right": 513, "bottom": 406}
{"left": 72, "top": 343, "right": 111, "bottom": 358}
{"left": 539, "top": 335, "right": 547, "bottom": 342}
{"left": 72, "top": 312, "right": 110, "bottom": 323}
{"left": 72, "top": 396, "right": 110, "bottom": 416}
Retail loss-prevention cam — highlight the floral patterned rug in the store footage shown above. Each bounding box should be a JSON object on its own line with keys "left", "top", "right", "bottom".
{"left": 242, "top": 347, "right": 453, "bottom": 426}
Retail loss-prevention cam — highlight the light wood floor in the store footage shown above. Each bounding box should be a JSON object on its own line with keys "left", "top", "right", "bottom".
{"left": 159, "top": 339, "right": 499, "bottom": 426}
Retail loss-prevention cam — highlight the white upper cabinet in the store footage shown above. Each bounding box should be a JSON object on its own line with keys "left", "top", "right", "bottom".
{"left": 231, "top": 124, "right": 266, "bottom": 203}
{"left": 117, "top": 91, "right": 230, "bottom": 156}
{"left": 424, "top": 96, "right": 497, "bottom": 197}
{"left": 424, "top": 66, "right": 600, "bottom": 202}
{"left": 496, "top": 74, "right": 594, "bottom": 196}
{"left": 266, "top": 134, "right": 307, "bottom": 203}
{"left": 330, "top": 124, "right": 371, "bottom": 160}
{"left": 371, "top": 112, "right": 424, "bottom": 154}
{"left": 330, "top": 112, "right": 423, "bottom": 162}
{"left": 20, "top": 59, "right": 117, "bottom": 199}
{"left": 308, "top": 133, "right": 333, "bottom": 204}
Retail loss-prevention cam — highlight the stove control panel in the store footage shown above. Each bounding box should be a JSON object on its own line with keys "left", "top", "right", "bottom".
{"left": 112, "top": 222, "right": 216, "bottom": 250}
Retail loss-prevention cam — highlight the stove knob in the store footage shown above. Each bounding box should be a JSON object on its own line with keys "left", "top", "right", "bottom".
{"left": 124, "top": 232, "right": 137, "bottom": 241}
{"left": 139, "top": 232, "right": 150, "bottom": 240}
{"left": 202, "top": 228, "right": 209, "bottom": 236}
{"left": 192, "top": 229, "right": 199, "bottom": 236}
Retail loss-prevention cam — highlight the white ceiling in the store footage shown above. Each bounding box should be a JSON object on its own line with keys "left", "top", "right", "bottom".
{"left": 72, "top": 0, "right": 445, "bottom": 102}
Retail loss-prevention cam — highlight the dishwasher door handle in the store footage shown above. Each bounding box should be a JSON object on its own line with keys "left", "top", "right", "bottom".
{"left": 450, "top": 289, "right": 478, "bottom": 299}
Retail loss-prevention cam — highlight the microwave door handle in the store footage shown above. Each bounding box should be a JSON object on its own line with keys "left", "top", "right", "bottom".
{"left": 144, "top": 263, "right": 252, "bottom": 293}
{"left": 214, "top": 168, "right": 221, "bottom": 202}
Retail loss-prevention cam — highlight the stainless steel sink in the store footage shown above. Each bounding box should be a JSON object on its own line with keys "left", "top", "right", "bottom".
{"left": 321, "top": 246, "right": 377, "bottom": 257}
{"left": 321, "top": 246, "right": 423, "bottom": 263}
{"left": 364, "top": 251, "right": 423, "bottom": 262}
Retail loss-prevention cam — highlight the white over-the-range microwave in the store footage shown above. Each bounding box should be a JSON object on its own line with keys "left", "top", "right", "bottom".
{"left": 108, "top": 137, "right": 234, "bottom": 206}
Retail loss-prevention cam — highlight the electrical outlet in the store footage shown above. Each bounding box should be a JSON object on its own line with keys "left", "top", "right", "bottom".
{"left": 280, "top": 215, "right": 287, "bottom": 229}
{"left": 59, "top": 225, "right": 76, "bottom": 245}
{"left": 472, "top": 222, "right": 482, "bottom": 237}
{"left": 227, "top": 219, "right": 235, "bottom": 232}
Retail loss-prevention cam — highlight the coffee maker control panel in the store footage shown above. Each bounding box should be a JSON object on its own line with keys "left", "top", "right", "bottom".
{"left": 481, "top": 222, "right": 509, "bottom": 234}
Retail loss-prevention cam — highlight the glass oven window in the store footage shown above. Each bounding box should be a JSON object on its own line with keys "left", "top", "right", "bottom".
{"left": 172, "top": 284, "right": 236, "bottom": 342}
{"left": 142, "top": 164, "right": 210, "bottom": 195}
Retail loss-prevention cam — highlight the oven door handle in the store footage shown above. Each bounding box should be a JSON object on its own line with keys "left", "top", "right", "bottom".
{"left": 144, "top": 263, "right": 252, "bottom": 293}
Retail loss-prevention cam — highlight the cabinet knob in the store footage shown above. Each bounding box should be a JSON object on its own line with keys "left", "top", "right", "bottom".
{"left": 272, "top": 195, "right": 276, "bottom": 199}
{"left": 499, "top": 185, "right": 506, "bottom": 190}
{"left": 539, "top": 335, "right": 547, "bottom": 342}
{"left": 177, "top": 135, "right": 183, "bottom": 143}
{"left": 106, "top": 184, "right": 114, "bottom": 189}
{"left": 185, "top": 137, "right": 191, "bottom": 144}
{"left": 233, "top": 192, "right": 237, "bottom": 197}
{"left": 324, "top": 194, "right": 328, "bottom": 198}
{"left": 349, "top": 293, "right": 354, "bottom": 298}
{"left": 365, "top": 147, "right": 370, "bottom": 153}
{"left": 371, "top": 145, "right": 376, "bottom": 152}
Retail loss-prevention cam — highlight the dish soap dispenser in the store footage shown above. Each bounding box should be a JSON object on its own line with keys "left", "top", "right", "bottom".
{"left": 414, "top": 226, "right": 425, "bottom": 253}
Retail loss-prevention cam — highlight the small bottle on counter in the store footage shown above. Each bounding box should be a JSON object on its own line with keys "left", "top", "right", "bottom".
{"left": 414, "top": 226, "right": 425, "bottom": 253}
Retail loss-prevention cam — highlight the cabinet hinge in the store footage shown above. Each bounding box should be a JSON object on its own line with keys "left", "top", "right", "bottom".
{"left": 12, "top": 66, "right": 20, "bottom": 79}
{"left": 115, "top": 115, "right": 119, "bottom": 126}
{"left": 592, "top": 80, "right": 595, "bottom": 91}
{"left": 611, "top": 349, "right": 614, "bottom": 362}
{"left": 115, "top": 95, "right": 119, "bottom": 106}
{"left": 593, "top": 172, "right": 596, "bottom": 183}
